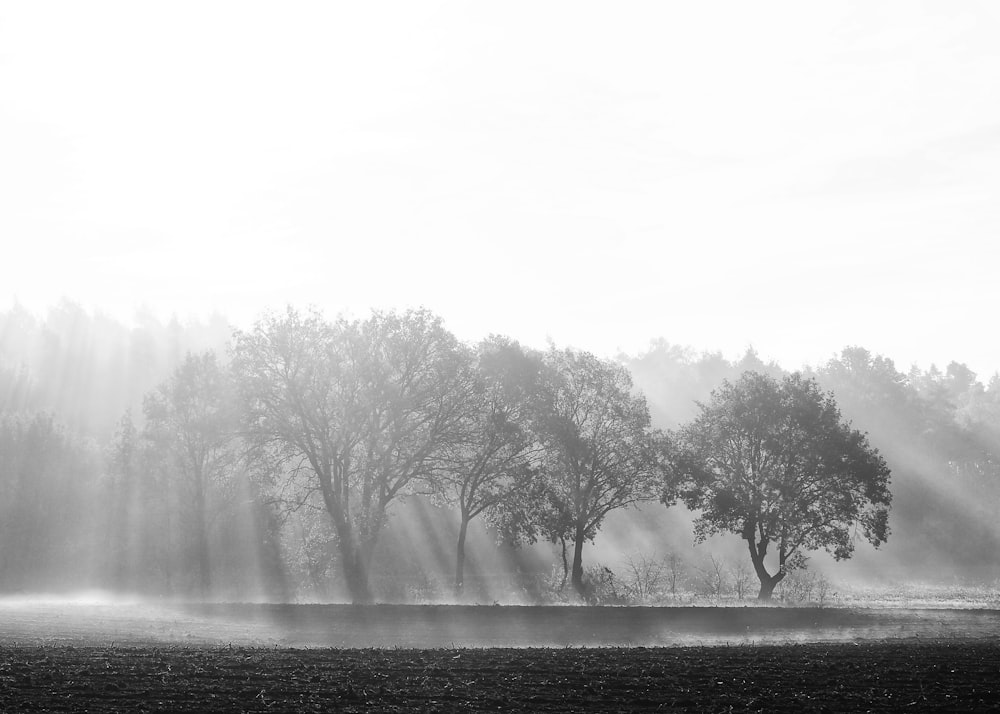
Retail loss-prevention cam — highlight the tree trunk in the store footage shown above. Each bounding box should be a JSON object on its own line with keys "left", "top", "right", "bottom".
{"left": 192, "top": 480, "right": 211, "bottom": 599}
{"left": 340, "top": 543, "right": 373, "bottom": 604}
{"left": 746, "top": 537, "right": 785, "bottom": 602}
{"left": 196, "top": 523, "right": 211, "bottom": 598}
{"left": 455, "top": 516, "right": 470, "bottom": 598}
{"left": 319, "top": 468, "right": 375, "bottom": 605}
{"left": 326, "top": 504, "right": 373, "bottom": 604}
{"left": 756, "top": 573, "right": 784, "bottom": 601}
{"left": 570, "top": 526, "right": 586, "bottom": 599}
{"left": 559, "top": 537, "right": 569, "bottom": 590}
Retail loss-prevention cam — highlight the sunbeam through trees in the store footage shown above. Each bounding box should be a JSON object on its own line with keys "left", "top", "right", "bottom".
{"left": 0, "top": 303, "right": 999, "bottom": 604}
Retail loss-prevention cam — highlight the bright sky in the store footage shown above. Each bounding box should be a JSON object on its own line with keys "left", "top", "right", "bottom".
{"left": 2, "top": 2, "right": 999, "bottom": 376}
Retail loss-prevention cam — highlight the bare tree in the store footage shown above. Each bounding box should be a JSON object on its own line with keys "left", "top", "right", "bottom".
{"left": 730, "top": 559, "right": 753, "bottom": 601}
{"left": 622, "top": 552, "right": 667, "bottom": 604}
{"left": 694, "top": 554, "right": 728, "bottom": 600}
{"left": 665, "top": 552, "right": 685, "bottom": 600}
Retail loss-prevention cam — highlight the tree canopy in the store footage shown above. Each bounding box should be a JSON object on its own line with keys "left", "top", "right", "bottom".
{"left": 432, "top": 336, "right": 547, "bottom": 596}
{"left": 5, "top": 302, "right": 1000, "bottom": 603}
{"left": 671, "top": 371, "right": 892, "bottom": 600}
{"left": 231, "top": 307, "right": 471, "bottom": 603}
{"left": 532, "top": 347, "right": 667, "bottom": 598}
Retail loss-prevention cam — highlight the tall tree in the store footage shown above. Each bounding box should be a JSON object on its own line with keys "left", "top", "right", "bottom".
{"left": 672, "top": 372, "right": 892, "bottom": 600}
{"left": 535, "top": 347, "right": 665, "bottom": 599}
{"left": 0, "top": 412, "right": 101, "bottom": 589}
{"left": 143, "top": 351, "right": 238, "bottom": 597}
{"left": 232, "top": 307, "right": 469, "bottom": 603}
{"left": 105, "top": 410, "right": 142, "bottom": 589}
{"left": 433, "top": 336, "right": 546, "bottom": 596}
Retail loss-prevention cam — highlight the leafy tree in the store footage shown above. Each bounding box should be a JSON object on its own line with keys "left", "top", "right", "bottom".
{"left": 671, "top": 372, "right": 891, "bottom": 600}
{"left": 142, "top": 351, "right": 239, "bottom": 597}
{"left": 232, "top": 308, "right": 469, "bottom": 603}
{"left": 432, "top": 336, "right": 546, "bottom": 596}
{"left": 533, "top": 347, "right": 666, "bottom": 599}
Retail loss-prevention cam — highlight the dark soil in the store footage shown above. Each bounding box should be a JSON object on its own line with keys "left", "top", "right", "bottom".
{"left": 0, "top": 641, "right": 997, "bottom": 712}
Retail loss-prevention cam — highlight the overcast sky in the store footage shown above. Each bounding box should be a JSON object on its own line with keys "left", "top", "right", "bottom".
{"left": 2, "top": 2, "right": 999, "bottom": 376}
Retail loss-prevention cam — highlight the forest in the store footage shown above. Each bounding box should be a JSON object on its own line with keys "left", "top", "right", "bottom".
{"left": 0, "top": 300, "right": 998, "bottom": 605}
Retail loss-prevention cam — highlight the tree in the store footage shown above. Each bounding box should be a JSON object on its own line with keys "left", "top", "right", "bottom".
{"left": 143, "top": 351, "right": 239, "bottom": 597}
{"left": 432, "top": 336, "right": 546, "bottom": 596}
{"left": 672, "top": 372, "right": 891, "bottom": 600}
{"left": 815, "top": 347, "right": 917, "bottom": 441}
{"left": 105, "top": 409, "right": 144, "bottom": 589}
{"left": 0, "top": 412, "right": 101, "bottom": 589}
{"left": 534, "top": 347, "right": 666, "bottom": 599}
{"left": 232, "top": 307, "right": 470, "bottom": 603}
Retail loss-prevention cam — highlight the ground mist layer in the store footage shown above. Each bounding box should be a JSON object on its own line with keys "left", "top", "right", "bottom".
{"left": 3, "top": 601, "right": 1000, "bottom": 648}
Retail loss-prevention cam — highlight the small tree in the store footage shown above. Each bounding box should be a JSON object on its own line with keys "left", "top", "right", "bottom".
{"left": 671, "top": 372, "right": 891, "bottom": 601}
{"left": 730, "top": 559, "right": 753, "bottom": 601}
{"left": 665, "top": 552, "right": 686, "bottom": 600}
{"left": 622, "top": 552, "right": 674, "bottom": 604}
{"left": 694, "top": 554, "right": 728, "bottom": 600}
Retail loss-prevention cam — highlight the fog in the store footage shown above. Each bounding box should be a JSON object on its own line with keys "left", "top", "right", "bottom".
{"left": 2, "top": 0, "right": 999, "bottom": 623}
{"left": 0, "top": 303, "right": 997, "bottom": 611}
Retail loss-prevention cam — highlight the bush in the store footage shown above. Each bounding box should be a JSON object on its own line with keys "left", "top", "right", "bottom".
{"left": 693, "top": 555, "right": 728, "bottom": 600}
{"left": 620, "top": 552, "right": 688, "bottom": 604}
{"left": 583, "top": 564, "right": 628, "bottom": 605}
{"left": 776, "top": 570, "right": 835, "bottom": 605}
{"left": 729, "top": 560, "right": 754, "bottom": 601}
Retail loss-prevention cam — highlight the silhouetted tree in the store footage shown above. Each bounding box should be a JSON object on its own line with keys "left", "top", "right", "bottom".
{"left": 671, "top": 372, "right": 891, "bottom": 600}
{"left": 534, "top": 347, "right": 666, "bottom": 599}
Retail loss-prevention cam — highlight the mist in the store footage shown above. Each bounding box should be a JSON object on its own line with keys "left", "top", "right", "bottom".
{"left": 1, "top": 302, "right": 997, "bottom": 608}
{"left": 3, "top": 4, "right": 999, "bottom": 710}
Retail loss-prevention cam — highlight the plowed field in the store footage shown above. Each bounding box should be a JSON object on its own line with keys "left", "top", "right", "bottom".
{"left": 0, "top": 601, "right": 996, "bottom": 711}
{"left": 0, "top": 642, "right": 997, "bottom": 712}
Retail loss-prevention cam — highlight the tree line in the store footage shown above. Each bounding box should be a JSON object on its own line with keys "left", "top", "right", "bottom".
{"left": 1, "top": 304, "right": 997, "bottom": 602}
{"left": 0, "top": 302, "right": 1000, "bottom": 602}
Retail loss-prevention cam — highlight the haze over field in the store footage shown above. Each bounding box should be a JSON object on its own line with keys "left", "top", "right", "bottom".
{"left": 1, "top": 303, "right": 999, "bottom": 606}
{"left": 1, "top": 3, "right": 999, "bottom": 608}
{"left": 2, "top": 2, "right": 1000, "bottom": 378}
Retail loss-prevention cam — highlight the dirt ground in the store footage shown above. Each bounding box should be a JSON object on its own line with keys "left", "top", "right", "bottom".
{"left": 0, "top": 602, "right": 997, "bottom": 711}
{"left": 0, "top": 641, "right": 997, "bottom": 712}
